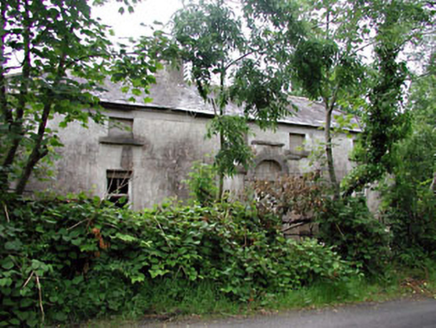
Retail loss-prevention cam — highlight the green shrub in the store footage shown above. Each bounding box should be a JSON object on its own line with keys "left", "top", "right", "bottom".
{"left": 384, "top": 186, "right": 436, "bottom": 266}
{"left": 380, "top": 86, "right": 436, "bottom": 266}
{"left": 0, "top": 194, "right": 354, "bottom": 326}
{"left": 317, "top": 196, "right": 390, "bottom": 274}
{"left": 183, "top": 161, "right": 218, "bottom": 205}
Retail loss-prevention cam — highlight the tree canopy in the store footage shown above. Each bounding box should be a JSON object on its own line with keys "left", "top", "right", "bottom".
{"left": 0, "top": 0, "right": 171, "bottom": 194}
{"left": 172, "top": 0, "right": 306, "bottom": 197}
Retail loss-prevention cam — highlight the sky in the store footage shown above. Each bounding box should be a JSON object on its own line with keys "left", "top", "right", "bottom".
{"left": 92, "top": 0, "right": 184, "bottom": 40}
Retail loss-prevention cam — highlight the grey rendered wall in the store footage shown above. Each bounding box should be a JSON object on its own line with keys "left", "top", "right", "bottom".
{"left": 29, "top": 108, "right": 218, "bottom": 210}
{"left": 244, "top": 123, "right": 355, "bottom": 180}
{"left": 29, "top": 108, "right": 356, "bottom": 210}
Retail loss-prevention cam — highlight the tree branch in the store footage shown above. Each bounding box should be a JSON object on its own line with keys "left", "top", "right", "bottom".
{"left": 64, "top": 52, "right": 110, "bottom": 70}
{"left": 282, "top": 218, "right": 314, "bottom": 232}
{"left": 1, "top": 0, "right": 32, "bottom": 190}
{"left": 15, "top": 34, "right": 69, "bottom": 194}
{"left": 15, "top": 100, "right": 51, "bottom": 195}
{"left": 224, "top": 51, "right": 254, "bottom": 71}
{"left": 0, "top": 2, "right": 10, "bottom": 124}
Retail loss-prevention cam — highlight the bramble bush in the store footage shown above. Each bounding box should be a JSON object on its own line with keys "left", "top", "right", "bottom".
{"left": 0, "top": 194, "right": 354, "bottom": 326}
{"left": 316, "top": 196, "right": 391, "bottom": 275}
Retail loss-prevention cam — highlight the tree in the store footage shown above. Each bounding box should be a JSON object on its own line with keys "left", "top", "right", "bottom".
{"left": 381, "top": 48, "right": 436, "bottom": 261}
{"left": 172, "top": 0, "right": 305, "bottom": 199}
{"left": 344, "top": 0, "right": 434, "bottom": 196}
{"left": 288, "top": 0, "right": 433, "bottom": 199}
{"left": 290, "top": 0, "right": 369, "bottom": 199}
{"left": 0, "top": 0, "right": 171, "bottom": 195}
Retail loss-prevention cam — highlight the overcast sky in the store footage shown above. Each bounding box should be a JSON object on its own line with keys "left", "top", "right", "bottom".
{"left": 92, "top": 0, "right": 183, "bottom": 40}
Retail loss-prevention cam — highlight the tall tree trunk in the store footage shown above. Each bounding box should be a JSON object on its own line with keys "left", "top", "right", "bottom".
{"left": 15, "top": 35, "right": 68, "bottom": 194}
{"left": 1, "top": 0, "right": 32, "bottom": 192}
{"left": 0, "top": 1, "right": 9, "bottom": 122}
{"left": 217, "top": 65, "right": 226, "bottom": 201}
{"left": 325, "top": 102, "right": 340, "bottom": 200}
{"left": 218, "top": 132, "right": 224, "bottom": 200}
{"left": 0, "top": 1, "right": 10, "bottom": 190}
{"left": 15, "top": 101, "right": 51, "bottom": 195}
{"left": 323, "top": 7, "right": 340, "bottom": 200}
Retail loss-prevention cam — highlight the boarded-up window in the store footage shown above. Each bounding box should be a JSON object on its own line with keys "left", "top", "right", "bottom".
{"left": 255, "top": 160, "right": 281, "bottom": 181}
{"left": 108, "top": 117, "right": 133, "bottom": 138}
{"left": 289, "top": 133, "right": 305, "bottom": 154}
{"left": 107, "top": 170, "right": 131, "bottom": 207}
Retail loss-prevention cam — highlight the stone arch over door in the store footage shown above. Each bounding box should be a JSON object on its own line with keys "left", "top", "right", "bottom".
{"left": 247, "top": 153, "right": 288, "bottom": 181}
{"left": 255, "top": 160, "right": 281, "bottom": 181}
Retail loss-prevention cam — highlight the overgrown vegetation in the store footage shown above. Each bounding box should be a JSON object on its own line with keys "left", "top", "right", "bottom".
{"left": 172, "top": 0, "right": 305, "bottom": 199}
{"left": 1, "top": 195, "right": 355, "bottom": 327}
{"left": 317, "top": 197, "right": 391, "bottom": 274}
{"left": 380, "top": 51, "right": 436, "bottom": 266}
{"left": 1, "top": 0, "right": 436, "bottom": 327}
{"left": 0, "top": 0, "right": 174, "bottom": 195}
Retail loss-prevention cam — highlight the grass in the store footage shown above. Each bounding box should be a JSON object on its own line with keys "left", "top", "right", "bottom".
{"left": 261, "top": 276, "right": 400, "bottom": 310}
{"left": 80, "top": 263, "right": 436, "bottom": 328}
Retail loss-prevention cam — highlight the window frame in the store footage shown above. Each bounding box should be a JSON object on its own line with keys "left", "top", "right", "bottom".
{"left": 289, "top": 132, "right": 306, "bottom": 155}
{"left": 108, "top": 117, "right": 134, "bottom": 139}
{"left": 106, "top": 170, "right": 132, "bottom": 207}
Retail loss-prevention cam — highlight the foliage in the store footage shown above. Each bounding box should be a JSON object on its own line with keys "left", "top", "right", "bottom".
{"left": 184, "top": 161, "right": 218, "bottom": 206}
{"left": 343, "top": 0, "right": 434, "bottom": 196}
{"left": 87, "top": 260, "right": 436, "bottom": 326}
{"left": 289, "top": 0, "right": 369, "bottom": 199}
{"left": 172, "top": 0, "right": 304, "bottom": 197}
{"left": 380, "top": 57, "right": 436, "bottom": 265}
{"left": 250, "top": 173, "right": 327, "bottom": 234}
{"left": 206, "top": 115, "right": 253, "bottom": 178}
{"left": 0, "top": 0, "right": 172, "bottom": 195}
{"left": 292, "top": 38, "right": 339, "bottom": 100}
{"left": 289, "top": 0, "right": 433, "bottom": 199}
{"left": 317, "top": 196, "right": 391, "bottom": 274}
{"left": 0, "top": 194, "right": 354, "bottom": 326}
{"left": 385, "top": 187, "right": 436, "bottom": 266}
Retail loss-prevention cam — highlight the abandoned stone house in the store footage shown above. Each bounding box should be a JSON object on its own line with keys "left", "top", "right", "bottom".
{"left": 29, "top": 67, "right": 360, "bottom": 210}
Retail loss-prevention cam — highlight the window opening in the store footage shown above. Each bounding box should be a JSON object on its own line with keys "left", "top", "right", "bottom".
{"left": 106, "top": 170, "right": 131, "bottom": 207}
{"left": 289, "top": 133, "right": 305, "bottom": 154}
{"left": 108, "top": 117, "right": 133, "bottom": 138}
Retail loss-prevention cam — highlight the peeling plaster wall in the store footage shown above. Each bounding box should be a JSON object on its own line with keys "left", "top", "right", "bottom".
{"left": 28, "top": 107, "right": 357, "bottom": 210}
{"left": 29, "top": 109, "right": 220, "bottom": 210}
{"left": 247, "top": 124, "right": 356, "bottom": 181}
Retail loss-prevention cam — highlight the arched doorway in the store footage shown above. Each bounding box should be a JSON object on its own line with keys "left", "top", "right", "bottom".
{"left": 255, "top": 160, "right": 282, "bottom": 181}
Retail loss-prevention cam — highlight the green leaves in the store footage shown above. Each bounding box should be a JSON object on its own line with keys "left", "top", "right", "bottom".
{"left": 4, "top": 240, "right": 22, "bottom": 251}
{"left": 379, "top": 51, "right": 436, "bottom": 263}
{"left": 0, "top": 0, "right": 172, "bottom": 194}
{"left": 230, "top": 59, "right": 290, "bottom": 127}
{"left": 292, "top": 38, "right": 339, "bottom": 99}
{"left": 1, "top": 194, "right": 356, "bottom": 325}
{"left": 184, "top": 161, "right": 218, "bottom": 205}
{"left": 342, "top": 0, "right": 433, "bottom": 196}
{"left": 172, "top": 0, "right": 303, "bottom": 190}
{"left": 173, "top": 0, "right": 245, "bottom": 100}
{"left": 207, "top": 116, "right": 253, "bottom": 177}
{"left": 317, "top": 196, "right": 391, "bottom": 274}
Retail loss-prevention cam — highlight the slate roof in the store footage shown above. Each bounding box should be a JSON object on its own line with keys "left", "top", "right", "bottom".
{"left": 94, "top": 67, "right": 361, "bottom": 132}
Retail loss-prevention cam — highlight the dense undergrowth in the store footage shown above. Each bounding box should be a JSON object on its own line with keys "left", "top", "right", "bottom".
{"left": 1, "top": 182, "right": 435, "bottom": 327}
{"left": 1, "top": 194, "right": 356, "bottom": 327}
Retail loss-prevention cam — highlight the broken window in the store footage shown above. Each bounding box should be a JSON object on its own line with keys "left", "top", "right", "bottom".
{"left": 289, "top": 133, "right": 305, "bottom": 154}
{"left": 106, "top": 170, "right": 131, "bottom": 207}
{"left": 108, "top": 117, "right": 133, "bottom": 138}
